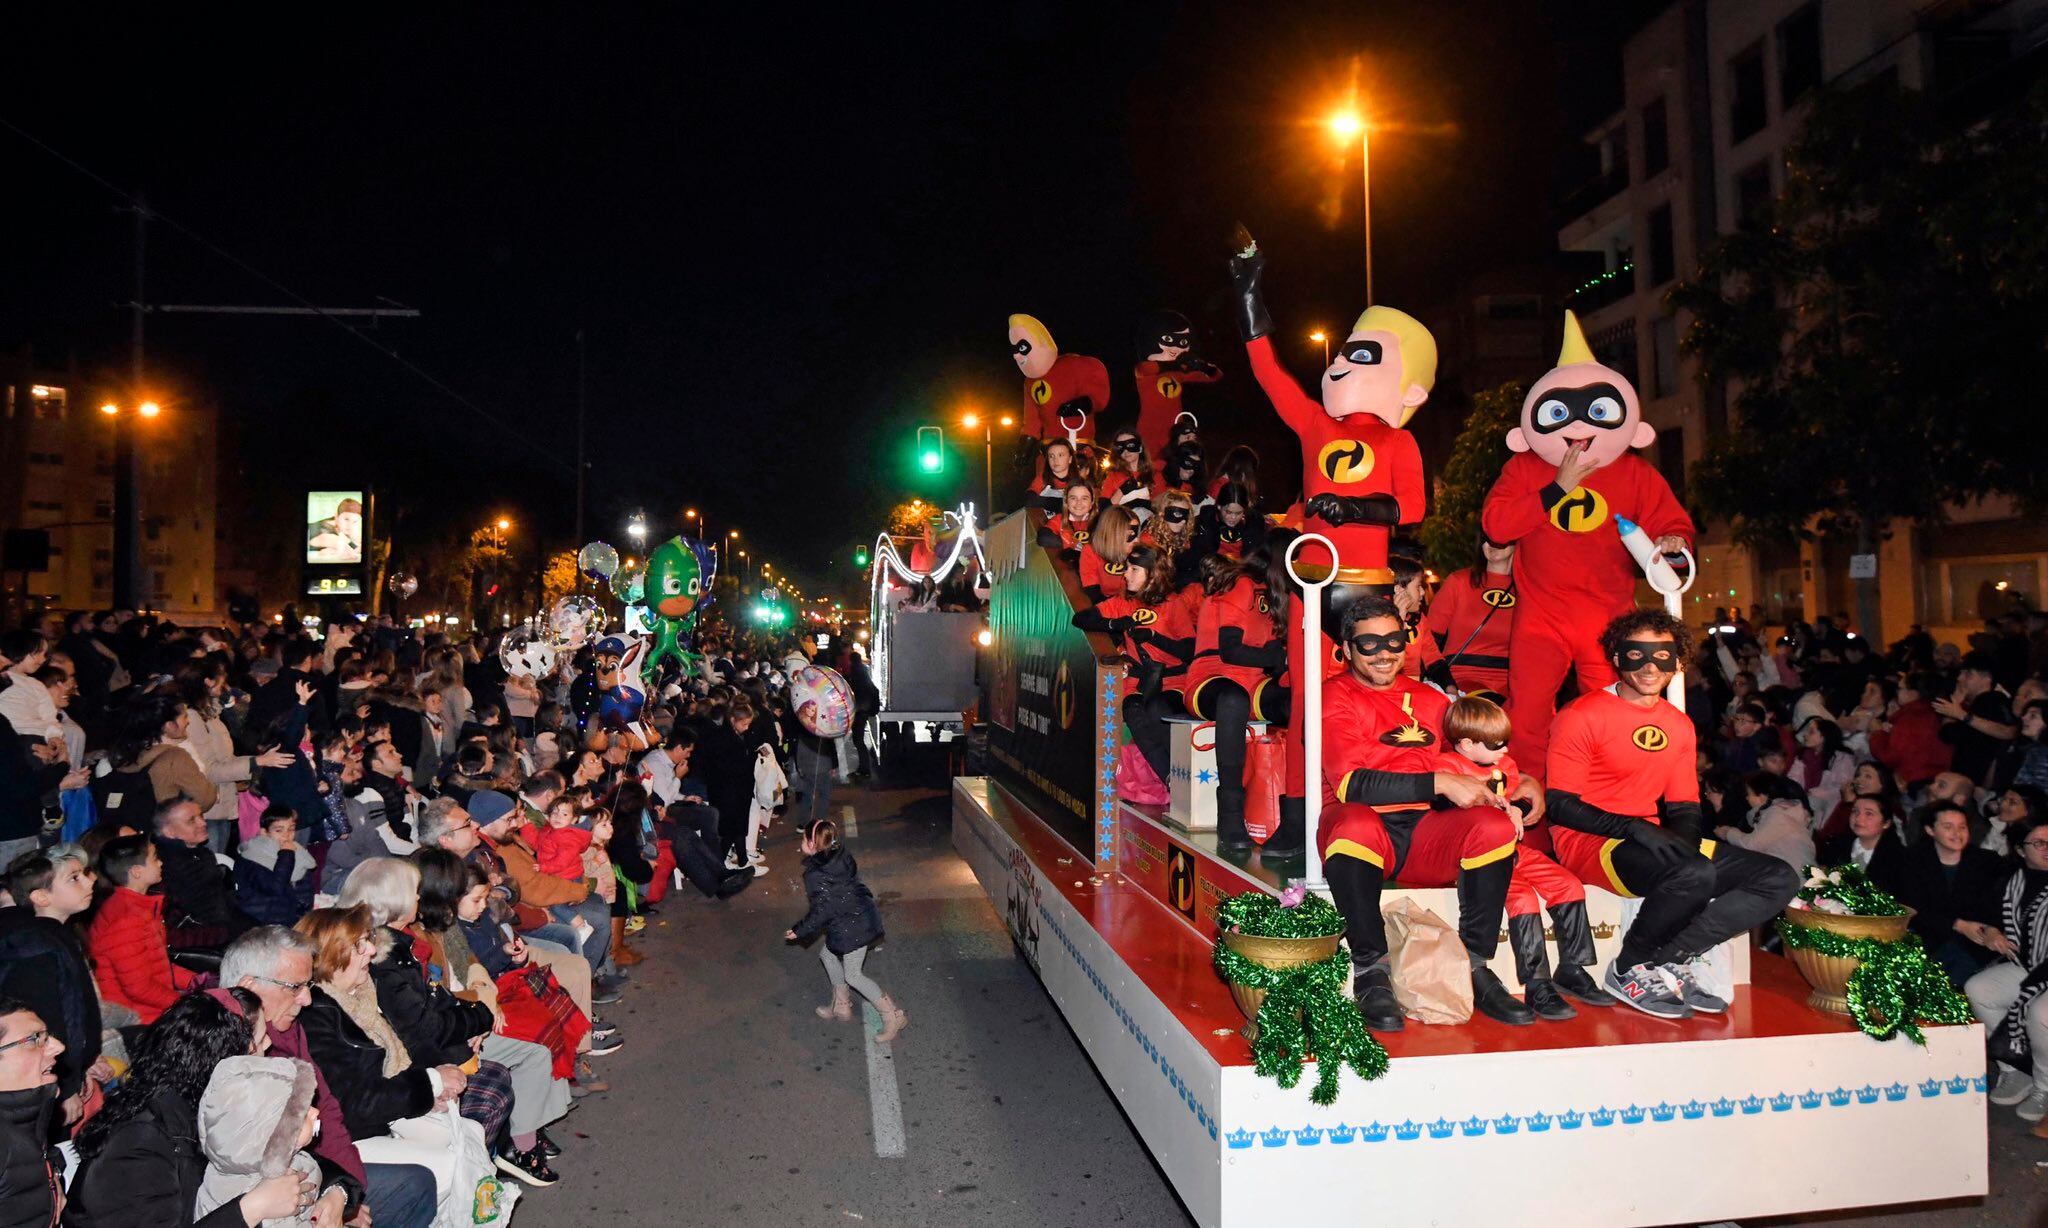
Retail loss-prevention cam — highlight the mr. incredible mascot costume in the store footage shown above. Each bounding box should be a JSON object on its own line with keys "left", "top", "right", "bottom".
{"left": 1009, "top": 314, "right": 1111, "bottom": 459}
{"left": 1132, "top": 310, "right": 1222, "bottom": 460}
{"left": 1227, "top": 225, "right": 1431, "bottom": 854}
{"left": 1481, "top": 311, "right": 1694, "bottom": 776}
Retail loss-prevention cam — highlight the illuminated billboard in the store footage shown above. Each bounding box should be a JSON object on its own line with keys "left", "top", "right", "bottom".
{"left": 306, "top": 491, "right": 365, "bottom": 565}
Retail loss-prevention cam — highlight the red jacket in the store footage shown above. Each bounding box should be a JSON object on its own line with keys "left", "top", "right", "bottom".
{"left": 89, "top": 888, "right": 197, "bottom": 1024}
{"left": 1869, "top": 700, "right": 1952, "bottom": 788}
{"left": 1186, "top": 577, "right": 1280, "bottom": 696}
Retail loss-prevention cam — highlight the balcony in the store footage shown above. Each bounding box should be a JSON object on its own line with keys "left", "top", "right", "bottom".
{"left": 1564, "top": 261, "right": 1636, "bottom": 316}
{"left": 1558, "top": 163, "right": 1629, "bottom": 224}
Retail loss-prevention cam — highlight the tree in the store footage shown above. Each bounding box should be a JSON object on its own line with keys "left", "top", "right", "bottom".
{"left": 1419, "top": 379, "right": 1524, "bottom": 574}
{"left": 541, "top": 550, "right": 578, "bottom": 611}
{"left": 1671, "top": 80, "right": 2048, "bottom": 639}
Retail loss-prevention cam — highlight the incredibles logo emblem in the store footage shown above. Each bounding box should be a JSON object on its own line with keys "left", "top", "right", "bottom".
{"left": 1105, "top": 561, "right": 1127, "bottom": 575}
{"left": 1631, "top": 725, "right": 1670, "bottom": 752}
{"left": 1549, "top": 487, "right": 1610, "bottom": 534}
{"left": 1055, "top": 661, "right": 1076, "bottom": 730}
{"left": 1167, "top": 846, "right": 1196, "bottom": 919}
{"left": 1073, "top": 530, "right": 1091, "bottom": 544}
{"left": 1156, "top": 374, "right": 1183, "bottom": 399}
{"left": 1130, "top": 608, "right": 1158, "bottom": 626}
{"left": 1317, "top": 439, "right": 1375, "bottom": 484}
{"left": 1480, "top": 588, "right": 1518, "bottom": 609}
{"left": 1030, "top": 379, "right": 1053, "bottom": 406}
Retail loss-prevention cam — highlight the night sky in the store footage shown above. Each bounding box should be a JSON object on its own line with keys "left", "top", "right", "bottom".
{"left": 1, "top": 3, "right": 1628, "bottom": 599}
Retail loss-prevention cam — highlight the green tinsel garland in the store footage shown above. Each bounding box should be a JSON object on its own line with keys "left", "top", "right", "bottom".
{"left": 1212, "top": 943, "right": 1390, "bottom": 1104}
{"left": 1794, "top": 862, "right": 1907, "bottom": 916}
{"left": 1214, "top": 891, "right": 1345, "bottom": 939}
{"left": 1777, "top": 919, "right": 1972, "bottom": 1045}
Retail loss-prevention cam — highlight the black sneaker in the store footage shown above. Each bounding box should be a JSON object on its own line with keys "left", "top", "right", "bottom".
{"left": 591, "top": 983, "right": 623, "bottom": 1006}
{"left": 495, "top": 1146, "right": 559, "bottom": 1187}
{"left": 1604, "top": 960, "right": 1691, "bottom": 1020}
{"left": 1471, "top": 967, "right": 1536, "bottom": 1026}
{"left": 1521, "top": 977, "right": 1577, "bottom": 1022}
{"left": 589, "top": 1022, "right": 620, "bottom": 1042}
{"left": 534, "top": 1129, "right": 562, "bottom": 1159}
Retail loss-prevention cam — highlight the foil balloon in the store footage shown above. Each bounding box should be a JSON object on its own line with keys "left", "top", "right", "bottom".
{"left": 789, "top": 664, "right": 855, "bottom": 738}
{"left": 386, "top": 571, "right": 418, "bottom": 600}
{"left": 610, "top": 559, "right": 644, "bottom": 603}
{"left": 577, "top": 541, "right": 621, "bottom": 581}
{"left": 640, "top": 535, "right": 705, "bottom": 685}
{"left": 548, "top": 594, "right": 605, "bottom": 650}
{"left": 498, "top": 627, "right": 558, "bottom": 680}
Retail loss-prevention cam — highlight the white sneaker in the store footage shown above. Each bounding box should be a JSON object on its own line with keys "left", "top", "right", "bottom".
{"left": 751, "top": 862, "right": 769, "bottom": 877}
{"left": 2016, "top": 1087, "right": 2048, "bottom": 1123}
{"left": 723, "top": 852, "right": 742, "bottom": 870}
{"left": 1990, "top": 1066, "right": 2034, "bottom": 1105}
{"left": 747, "top": 850, "right": 766, "bottom": 866}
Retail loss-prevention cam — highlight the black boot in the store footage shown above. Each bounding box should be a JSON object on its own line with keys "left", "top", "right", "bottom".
{"left": 1548, "top": 900, "right": 1618, "bottom": 1007}
{"left": 1261, "top": 794, "right": 1306, "bottom": 856}
{"left": 1353, "top": 961, "right": 1404, "bottom": 1032}
{"left": 1508, "top": 914, "right": 1575, "bottom": 1022}
{"left": 1470, "top": 962, "right": 1536, "bottom": 1026}
{"left": 1214, "top": 784, "right": 1253, "bottom": 852}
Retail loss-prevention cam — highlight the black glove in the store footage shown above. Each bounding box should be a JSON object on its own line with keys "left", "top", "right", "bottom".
{"left": 1303, "top": 492, "right": 1400, "bottom": 527}
{"left": 1103, "top": 615, "right": 1135, "bottom": 636}
{"left": 1226, "top": 223, "right": 1272, "bottom": 343}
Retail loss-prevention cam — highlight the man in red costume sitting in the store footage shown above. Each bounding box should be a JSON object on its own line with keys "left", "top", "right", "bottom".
{"left": 1227, "top": 226, "right": 1432, "bottom": 854}
{"left": 1545, "top": 610, "right": 1799, "bottom": 1019}
{"left": 1481, "top": 311, "right": 1693, "bottom": 771}
{"left": 1317, "top": 596, "right": 1540, "bottom": 1030}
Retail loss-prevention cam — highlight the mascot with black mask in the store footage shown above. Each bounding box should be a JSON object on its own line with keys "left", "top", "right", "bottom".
{"left": 1133, "top": 310, "right": 1222, "bottom": 460}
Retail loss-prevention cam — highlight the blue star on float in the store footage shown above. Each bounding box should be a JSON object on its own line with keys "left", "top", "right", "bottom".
{"left": 1196, "top": 769, "right": 1215, "bottom": 785}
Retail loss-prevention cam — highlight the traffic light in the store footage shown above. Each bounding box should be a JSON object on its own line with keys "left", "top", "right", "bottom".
{"left": 915, "top": 425, "right": 945, "bottom": 473}
{"left": 853, "top": 546, "right": 870, "bottom": 567}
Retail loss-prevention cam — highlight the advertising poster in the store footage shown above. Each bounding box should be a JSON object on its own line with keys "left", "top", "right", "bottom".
{"left": 305, "top": 491, "right": 365, "bottom": 565}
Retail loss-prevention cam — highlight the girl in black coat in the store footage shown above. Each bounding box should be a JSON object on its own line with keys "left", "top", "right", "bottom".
{"left": 784, "top": 819, "right": 906, "bottom": 1043}
{"left": 64, "top": 989, "right": 316, "bottom": 1228}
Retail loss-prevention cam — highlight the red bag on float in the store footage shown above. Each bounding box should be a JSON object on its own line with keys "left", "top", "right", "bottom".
{"left": 1243, "top": 728, "right": 1285, "bottom": 844}
{"left": 1116, "top": 742, "right": 1170, "bottom": 806}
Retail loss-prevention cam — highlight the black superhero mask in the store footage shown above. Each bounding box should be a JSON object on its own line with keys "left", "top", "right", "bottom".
{"left": 1011, "top": 338, "right": 1033, "bottom": 358}
{"left": 1161, "top": 506, "right": 1192, "bottom": 525}
{"left": 1114, "top": 438, "right": 1144, "bottom": 455}
{"left": 1347, "top": 630, "right": 1409, "bottom": 656}
{"left": 1614, "top": 639, "right": 1679, "bottom": 672}
{"left": 1157, "top": 330, "right": 1191, "bottom": 352}
{"left": 1530, "top": 382, "right": 1628, "bottom": 434}
{"left": 1332, "top": 338, "right": 1384, "bottom": 366}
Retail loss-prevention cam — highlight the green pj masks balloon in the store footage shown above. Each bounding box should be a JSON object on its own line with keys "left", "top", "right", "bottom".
{"left": 640, "top": 535, "right": 703, "bottom": 685}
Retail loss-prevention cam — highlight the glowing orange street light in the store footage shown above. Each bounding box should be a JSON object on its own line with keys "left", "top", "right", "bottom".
{"left": 99, "top": 402, "right": 119, "bottom": 416}
{"left": 1309, "top": 329, "right": 1329, "bottom": 365}
{"left": 1327, "top": 107, "right": 1373, "bottom": 303}
{"left": 495, "top": 517, "right": 511, "bottom": 531}
{"left": 962, "top": 412, "right": 980, "bottom": 429}
{"left": 137, "top": 400, "right": 161, "bottom": 418}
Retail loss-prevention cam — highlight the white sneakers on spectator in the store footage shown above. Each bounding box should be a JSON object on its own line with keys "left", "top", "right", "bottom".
{"left": 1990, "top": 1066, "right": 2034, "bottom": 1105}
{"left": 2017, "top": 1087, "right": 2048, "bottom": 1123}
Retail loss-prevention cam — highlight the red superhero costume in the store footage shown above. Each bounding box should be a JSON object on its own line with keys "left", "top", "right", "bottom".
{"left": 1133, "top": 310, "right": 1222, "bottom": 458}
{"left": 1480, "top": 312, "right": 1694, "bottom": 772}
{"left": 1416, "top": 565, "right": 1516, "bottom": 697}
{"left": 1185, "top": 575, "right": 1282, "bottom": 717}
{"left": 1086, "top": 589, "right": 1199, "bottom": 701}
{"left": 1544, "top": 687, "right": 1701, "bottom": 890}
{"left": 1009, "top": 314, "right": 1110, "bottom": 449}
{"left": 1077, "top": 540, "right": 1128, "bottom": 603}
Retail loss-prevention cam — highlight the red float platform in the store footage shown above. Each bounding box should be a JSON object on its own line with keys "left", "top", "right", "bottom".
{"left": 955, "top": 775, "right": 1989, "bottom": 1227}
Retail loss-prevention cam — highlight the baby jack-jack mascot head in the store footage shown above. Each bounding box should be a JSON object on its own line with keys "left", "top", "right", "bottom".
{"left": 1508, "top": 310, "right": 1655, "bottom": 468}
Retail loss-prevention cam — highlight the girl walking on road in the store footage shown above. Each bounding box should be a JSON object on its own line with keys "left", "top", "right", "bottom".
{"left": 785, "top": 818, "right": 908, "bottom": 1043}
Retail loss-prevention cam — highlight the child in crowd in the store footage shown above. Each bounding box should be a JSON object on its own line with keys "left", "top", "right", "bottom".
{"left": 235, "top": 804, "right": 316, "bottom": 926}
{"left": 785, "top": 818, "right": 907, "bottom": 1043}
{"left": 533, "top": 794, "right": 595, "bottom": 882}
{"left": 195, "top": 1055, "right": 326, "bottom": 1228}
{"left": 1433, "top": 695, "right": 1616, "bottom": 1020}
{"left": 88, "top": 833, "right": 199, "bottom": 1024}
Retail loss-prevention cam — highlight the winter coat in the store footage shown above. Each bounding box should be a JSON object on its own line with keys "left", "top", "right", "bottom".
{"left": 88, "top": 888, "right": 198, "bottom": 1024}
{"left": 62, "top": 1088, "right": 247, "bottom": 1228}
{"left": 1874, "top": 839, "right": 2005, "bottom": 949}
{"left": 233, "top": 836, "right": 314, "bottom": 927}
{"left": 0, "top": 1084, "right": 57, "bottom": 1228}
{"left": 317, "top": 819, "right": 418, "bottom": 897}
{"left": 248, "top": 701, "right": 321, "bottom": 843}
{"left": 293, "top": 990, "right": 435, "bottom": 1143}
{"left": 0, "top": 905, "right": 101, "bottom": 1099}
{"left": 1869, "top": 700, "right": 1952, "bottom": 789}
{"left": 131, "top": 743, "right": 218, "bottom": 814}
{"left": 792, "top": 847, "right": 883, "bottom": 956}
{"left": 154, "top": 839, "right": 251, "bottom": 936}
{"left": 195, "top": 1057, "right": 323, "bottom": 1228}
{"left": 166, "top": 714, "right": 251, "bottom": 825}
{"left": 367, "top": 928, "right": 494, "bottom": 1068}
{"left": 260, "top": 1023, "right": 364, "bottom": 1217}
{"left": 0, "top": 712, "right": 64, "bottom": 843}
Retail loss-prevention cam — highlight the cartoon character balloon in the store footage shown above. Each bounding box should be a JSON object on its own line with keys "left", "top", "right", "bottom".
{"left": 638, "top": 535, "right": 705, "bottom": 686}
{"left": 578, "top": 541, "right": 620, "bottom": 581}
{"left": 499, "top": 627, "right": 558, "bottom": 681}
{"left": 789, "top": 664, "right": 854, "bottom": 738}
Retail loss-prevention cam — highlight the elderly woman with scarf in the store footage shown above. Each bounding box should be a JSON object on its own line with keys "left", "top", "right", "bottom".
{"left": 336, "top": 860, "right": 567, "bottom": 1187}
{"left": 1970, "top": 817, "right": 2048, "bottom": 1128}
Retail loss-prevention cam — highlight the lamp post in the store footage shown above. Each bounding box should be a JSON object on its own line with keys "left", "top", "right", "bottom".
{"left": 961, "top": 411, "right": 1014, "bottom": 522}
{"left": 1308, "top": 329, "right": 1329, "bottom": 366}
{"left": 627, "top": 512, "right": 648, "bottom": 547}
{"left": 1329, "top": 109, "right": 1372, "bottom": 304}
{"left": 100, "top": 398, "right": 160, "bottom": 609}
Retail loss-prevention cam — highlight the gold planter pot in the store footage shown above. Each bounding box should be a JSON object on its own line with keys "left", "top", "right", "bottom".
{"left": 1220, "top": 930, "right": 1345, "bottom": 1042}
{"left": 1782, "top": 908, "right": 1914, "bottom": 1016}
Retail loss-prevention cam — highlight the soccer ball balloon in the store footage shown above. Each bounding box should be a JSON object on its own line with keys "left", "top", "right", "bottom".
{"left": 499, "top": 628, "right": 558, "bottom": 680}
{"left": 789, "top": 664, "right": 854, "bottom": 739}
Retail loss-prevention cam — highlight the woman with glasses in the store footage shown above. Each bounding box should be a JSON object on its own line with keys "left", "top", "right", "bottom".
{"left": 1970, "top": 818, "right": 2048, "bottom": 1128}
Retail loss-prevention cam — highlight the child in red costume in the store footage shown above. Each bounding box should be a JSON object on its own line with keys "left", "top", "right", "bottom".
{"left": 1078, "top": 505, "right": 1137, "bottom": 604}
{"left": 1133, "top": 310, "right": 1222, "bottom": 460}
{"left": 1099, "top": 428, "right": 1162, "bottom": 522}
{"left": 1415, "top": 540, "right": 1517, "bottom": 697}
{"left": 1226, "top": 227, "right": 1437, "bottom": 853}
{"left": 1433, "top": 696, "right": 1615, "bottom": 1020}
{"left": 1009, "top": 313, "right": 1110, "bottom": 454}
{"left": 1481, "top": 311, "right": 1694, "bottom": 773}
{"left": 1036, "top": 482, "right": 1097, "bottom": 556}
{"left": 1028, "top": 439, "right": 1084, "bottom": 525}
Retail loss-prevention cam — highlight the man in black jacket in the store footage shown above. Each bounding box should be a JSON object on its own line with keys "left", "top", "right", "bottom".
{"left": 1874, "top": 802, "right": 2005, "bottom": 986}
{"left": 0, "top": 996, "right": 62, "bottom": 1228}
{"left": 246, "top": 640, "right": 330, "bottom": 744}
{"left": 152, "top": 799, "right": 255, "bottom": 946}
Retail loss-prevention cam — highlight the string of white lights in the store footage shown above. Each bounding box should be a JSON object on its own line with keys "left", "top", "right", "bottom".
{"left": 867, "top": 504, "right": 990, "bottom": 708}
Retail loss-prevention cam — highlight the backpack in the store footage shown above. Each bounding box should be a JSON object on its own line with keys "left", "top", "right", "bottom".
{"left": 90, "top": 764, "right": 158, "bottom": 832}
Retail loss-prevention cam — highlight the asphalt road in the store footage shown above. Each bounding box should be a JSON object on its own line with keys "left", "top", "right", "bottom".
{"left": 510, "top": 778, "right": 2044, "bottom": 1228}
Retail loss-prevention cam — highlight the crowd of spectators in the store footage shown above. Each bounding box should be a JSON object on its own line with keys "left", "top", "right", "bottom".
{"left": 0, "top": 609, "right": 857, "bottom": 1226}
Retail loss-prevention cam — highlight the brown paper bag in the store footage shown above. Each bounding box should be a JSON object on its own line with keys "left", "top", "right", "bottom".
{"left": 1383, "top": 896, "right": 1474, "bottom": 1024}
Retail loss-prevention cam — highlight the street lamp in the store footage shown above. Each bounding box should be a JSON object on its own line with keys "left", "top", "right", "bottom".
{"left": 627, "top": 512, "right": 648, "bottom": 544}
{"left": 99, "top": 397, "right": 164, "bottom": 608}
{"left": 962, "top": 408, "right": 1013, "bottom": 522}
{"left": 1309, "top": 329, "right": 1329, "bottom": 365}
{"left": 1328, "top": 108, "right": 1373, "bottom": 304}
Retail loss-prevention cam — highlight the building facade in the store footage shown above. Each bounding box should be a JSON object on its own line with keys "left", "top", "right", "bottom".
{"left": 0, "top": 359, "right": 218, "bottom": 620}
{"left": 1555, "top": 0, "right": 2048, "bottom": 643}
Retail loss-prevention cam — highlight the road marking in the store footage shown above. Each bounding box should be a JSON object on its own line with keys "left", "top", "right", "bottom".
{"left": 841, "top": 803, "right": 858, "bottom": 839}
{"left": 862, "top": 1003, "right": 906, "bottom": 1158}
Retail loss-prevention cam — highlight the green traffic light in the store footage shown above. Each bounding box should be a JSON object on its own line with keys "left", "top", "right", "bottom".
{"left": 919, "top": 450, "right": 941, "bottom": 472}
{"left": 854, "top": 548, "right": 870, "bottom": 567}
